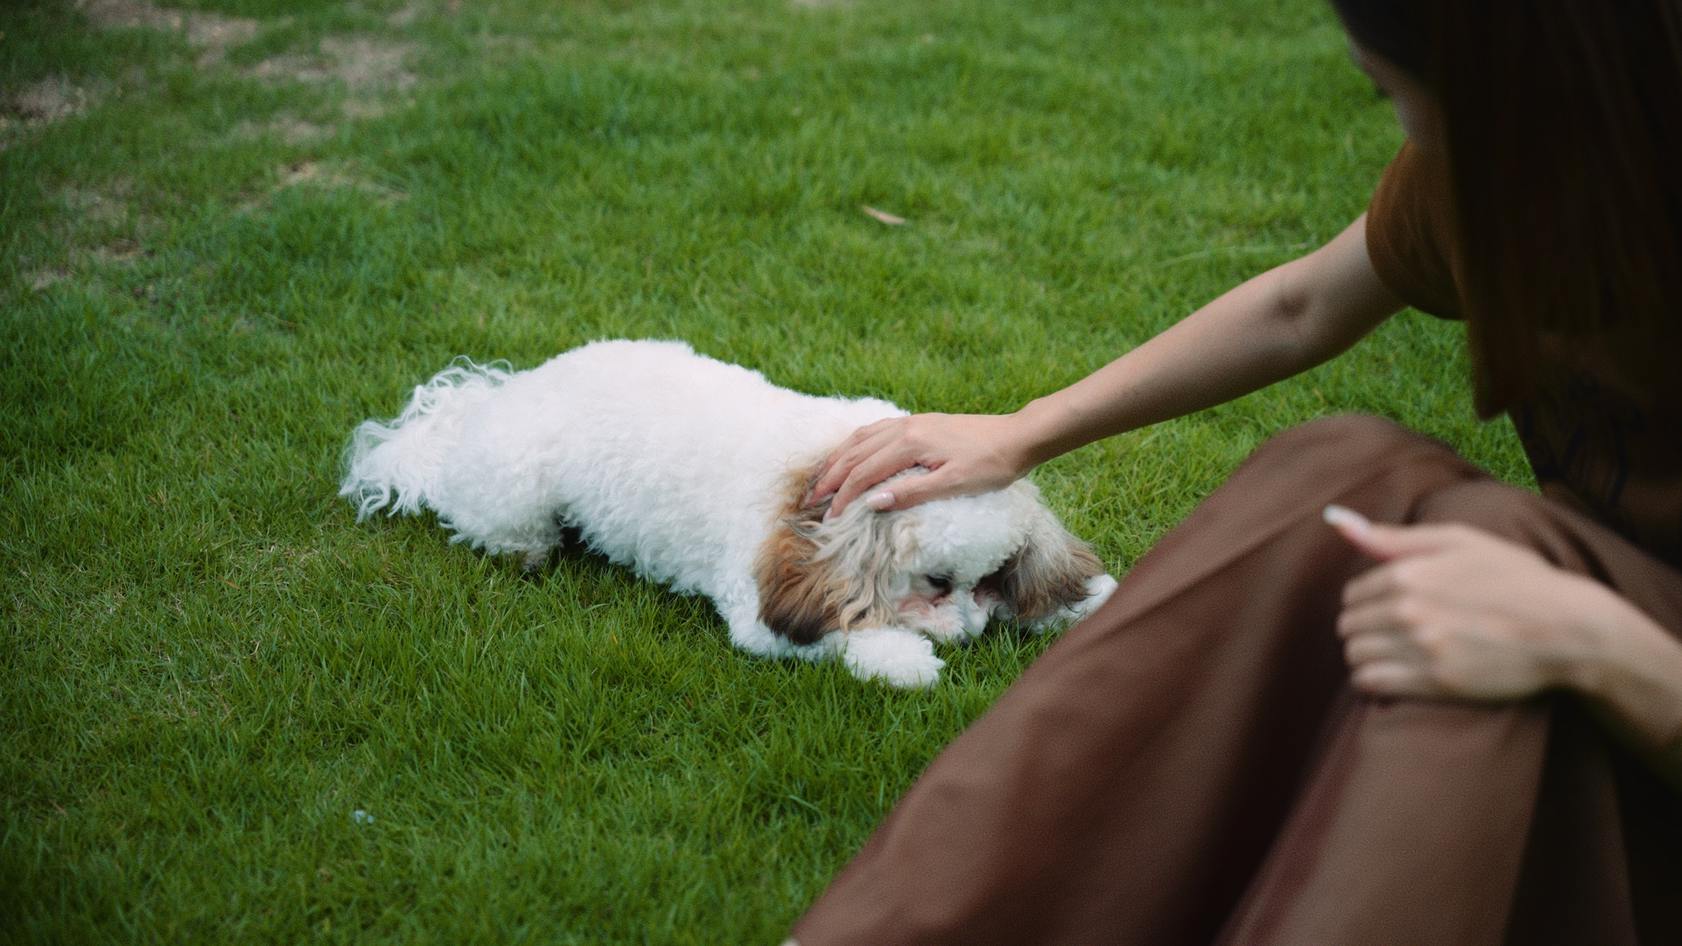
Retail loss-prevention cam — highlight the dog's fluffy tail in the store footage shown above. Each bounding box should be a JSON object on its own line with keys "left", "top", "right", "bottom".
{"left": 339, "top": 358, "right": 514, "bottom": 521}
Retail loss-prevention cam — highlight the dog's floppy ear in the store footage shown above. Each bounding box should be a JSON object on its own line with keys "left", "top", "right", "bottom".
{"left": 754, "top": 498, "right": 843, "bottom": 646}
{"left": 755, "top": 468, "right": 905, "bottom": 645}
{"left": 985, "top": 494, "right": 1106, "bottom": 623}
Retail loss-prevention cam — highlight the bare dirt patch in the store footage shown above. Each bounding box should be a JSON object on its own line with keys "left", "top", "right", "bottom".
{"left": 23, "top": 237, "right": 147, "bottom": 291}
{"left": 339, "top": 99, "right": 392, "bottom": 121}
{"left": 76, "top": 0, "right": 260, "bottom": 66}
{"left": 385, "top": 2, "right": 424, "bottom": 28}
{"left": 28, "top": 267, "right": 72, "bottom": 292}
{"left": 240, "top": 160, "right": 406, "bottom": 211}
{"left": 323, "top": 37, "right": 418, "bottom": 91}
{"left": 386, "top": 0, "right": 466, "bottom": 27}
{"left": 4, "top": 76, "right": 91, "bottom": 123}
{"left": 87, "top": 238, "right": 147, "bottom": 266}
{"left": 248, "top": 36, "right": 419, "bottom": 120}
{"left": 60, "top": 183, "right": 133, "bottom": 226}
{"left": 279, "top": 160, "right": 403, "bottom": 200}
{"left": 250, "top": 37, "right": 418, "bottom": 92}
{"left": 234, "top": 115, "right": 332, "bottom": 145}
{"left": 0, "top": 76, "right": 99, "bottom": 149}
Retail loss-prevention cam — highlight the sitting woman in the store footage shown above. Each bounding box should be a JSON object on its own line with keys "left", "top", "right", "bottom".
{"left": 789, "top": 1, "right": 1682, "bottom": 942}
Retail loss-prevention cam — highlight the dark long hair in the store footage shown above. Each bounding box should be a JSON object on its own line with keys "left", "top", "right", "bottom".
{"left": 1334, "top": 0, "right": 1682, "bottom": 413}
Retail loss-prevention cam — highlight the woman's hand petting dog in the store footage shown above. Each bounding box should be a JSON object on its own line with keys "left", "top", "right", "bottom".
{"left": 809, "top": 412, "right": 1034, "bottom": 518}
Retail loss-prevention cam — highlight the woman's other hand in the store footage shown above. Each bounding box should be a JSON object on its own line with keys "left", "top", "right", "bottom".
{"left": 1326, "top": 504, "right": 1682, "bottom": 787}
{"left": 808, "top": 412, "right": 1035, "bottom": 517}
{"left": 1325, "top": 505, "right": 1616, "bottom": 701}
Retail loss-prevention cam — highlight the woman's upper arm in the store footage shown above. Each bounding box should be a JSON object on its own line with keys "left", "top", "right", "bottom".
{"left": 1278, "top": 213, "right": 1408, "bottom": 363}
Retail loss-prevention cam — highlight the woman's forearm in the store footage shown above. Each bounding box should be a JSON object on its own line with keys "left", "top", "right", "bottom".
{"left": 812, "top": 217, "right": 1403, "bottom": 515}
{"left": 1569, "top": 590, "right": 1682, "bottom": 789}
{"left": 1010, "top": 216, "right": 1402, "bottom": 467}
{"left": 1012, "top": 267, "right": 1320, "bottom": 466}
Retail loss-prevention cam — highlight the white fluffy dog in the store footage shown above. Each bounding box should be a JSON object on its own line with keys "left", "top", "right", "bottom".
{"left": 339, "top": 339, "right": 1116, "bottom": 687}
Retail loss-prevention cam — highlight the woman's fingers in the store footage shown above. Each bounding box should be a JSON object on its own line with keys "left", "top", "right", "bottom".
{"left": 1350, "top": 661, "right": 1432, "bottom": 697}
{"left": 827, "top": 442, "right": 927, "bottom": 518}
{"left": 1341, "top": 561, "right": 1405, "bottom": 610}
{"left": 1337, "top": 595, "right": 1414, "bottom": 638}
{"left": 858, "top": 466, "right": 967, "bottom": 513}
{"left": 811, "top": 412, "right": 1026, "bottom": 516}
{"left": 1339, "top": 604, "right": 1436, "bottom": 696}
{"left": 1330, "top": 515, "right": 1582, "bottom": 703}
{"left": 1325, "top": 505, "right": 1477, "bottom": 562}
{"left": 809, "top": 419, "right": 901, "bottom": 500}
{"left": 1341, "top": 625, "right": 1406, "bottom": 662}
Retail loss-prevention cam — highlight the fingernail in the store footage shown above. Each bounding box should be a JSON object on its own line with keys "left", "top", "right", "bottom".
{"left": 1322, "top": 504, "right": 1372, "bottom": 533}
{"left": 865, "top": 490, "right": 895, "bottom": 511}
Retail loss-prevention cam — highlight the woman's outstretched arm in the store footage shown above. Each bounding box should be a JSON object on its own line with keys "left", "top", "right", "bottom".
{"left": 812, "top": 214, "right": 1405, "bottom": 515}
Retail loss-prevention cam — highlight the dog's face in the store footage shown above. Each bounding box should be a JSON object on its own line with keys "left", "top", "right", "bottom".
{"left": 755, "top": 469, "right": 1106, "bottom": 646}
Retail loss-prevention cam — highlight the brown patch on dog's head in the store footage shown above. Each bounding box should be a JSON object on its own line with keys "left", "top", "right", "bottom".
{"left": 754, "top": 472, "right": 833, "bottom": 644}
{"left": 754, "top": 466, "right": 902, "bottom": 645}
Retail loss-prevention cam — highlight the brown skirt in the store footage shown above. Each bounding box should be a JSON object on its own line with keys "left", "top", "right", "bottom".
{"left": 792, "top": 415, "right": 1682, "bottom": 946}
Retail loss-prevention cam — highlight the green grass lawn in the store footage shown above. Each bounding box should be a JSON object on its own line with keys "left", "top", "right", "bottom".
{"left": 2, "top": 0, "right": 1531, "bottom": 942}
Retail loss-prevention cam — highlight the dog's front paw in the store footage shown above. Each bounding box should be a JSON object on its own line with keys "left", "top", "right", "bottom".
{"left": 1023, "top": 573, "right": 1119, "bottom": 633}
{"left": 1069, "top": 573, "right": 1118, "bottom": 620}
{"left": 841, "top": 628, "right": 945, "bottom": 689}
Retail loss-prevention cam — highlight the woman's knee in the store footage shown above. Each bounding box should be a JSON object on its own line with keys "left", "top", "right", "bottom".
{"left": 1234, "top": 414, "right": 1470, "bottom": 488}
{"left": 1409, "top": 479, "right": 1569, "bottom": 557}
{"left": 1265, "top": 413, "right": 1425, "bottom": 455}
{"left": 1250, "top": 419, "right": 1573, "bottom": 560}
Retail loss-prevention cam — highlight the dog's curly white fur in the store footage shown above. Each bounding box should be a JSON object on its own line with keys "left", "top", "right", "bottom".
{"left": 340, "top": 339, "right": 1116, "bottom": 688}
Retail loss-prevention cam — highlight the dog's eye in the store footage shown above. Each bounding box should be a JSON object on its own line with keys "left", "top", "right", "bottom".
{"left": 924, "top": 574, "right": 953, "bottom": 593}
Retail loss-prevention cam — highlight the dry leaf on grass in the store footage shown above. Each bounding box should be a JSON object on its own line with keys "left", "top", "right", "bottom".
{"left": 861, "top": 205, "right": 907, "bottom": 226}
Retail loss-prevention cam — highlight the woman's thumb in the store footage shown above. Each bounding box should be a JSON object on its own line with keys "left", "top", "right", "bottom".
{"left": 868, "top": 469, "right": 952, "bottom": 513}
{"left": 1322, "top": 504, "right": 1442, "bottom": 561}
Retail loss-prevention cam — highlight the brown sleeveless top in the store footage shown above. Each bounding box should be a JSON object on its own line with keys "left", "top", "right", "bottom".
{"left": 1366, "top": 142, "right": 1682, "bottom": 568}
